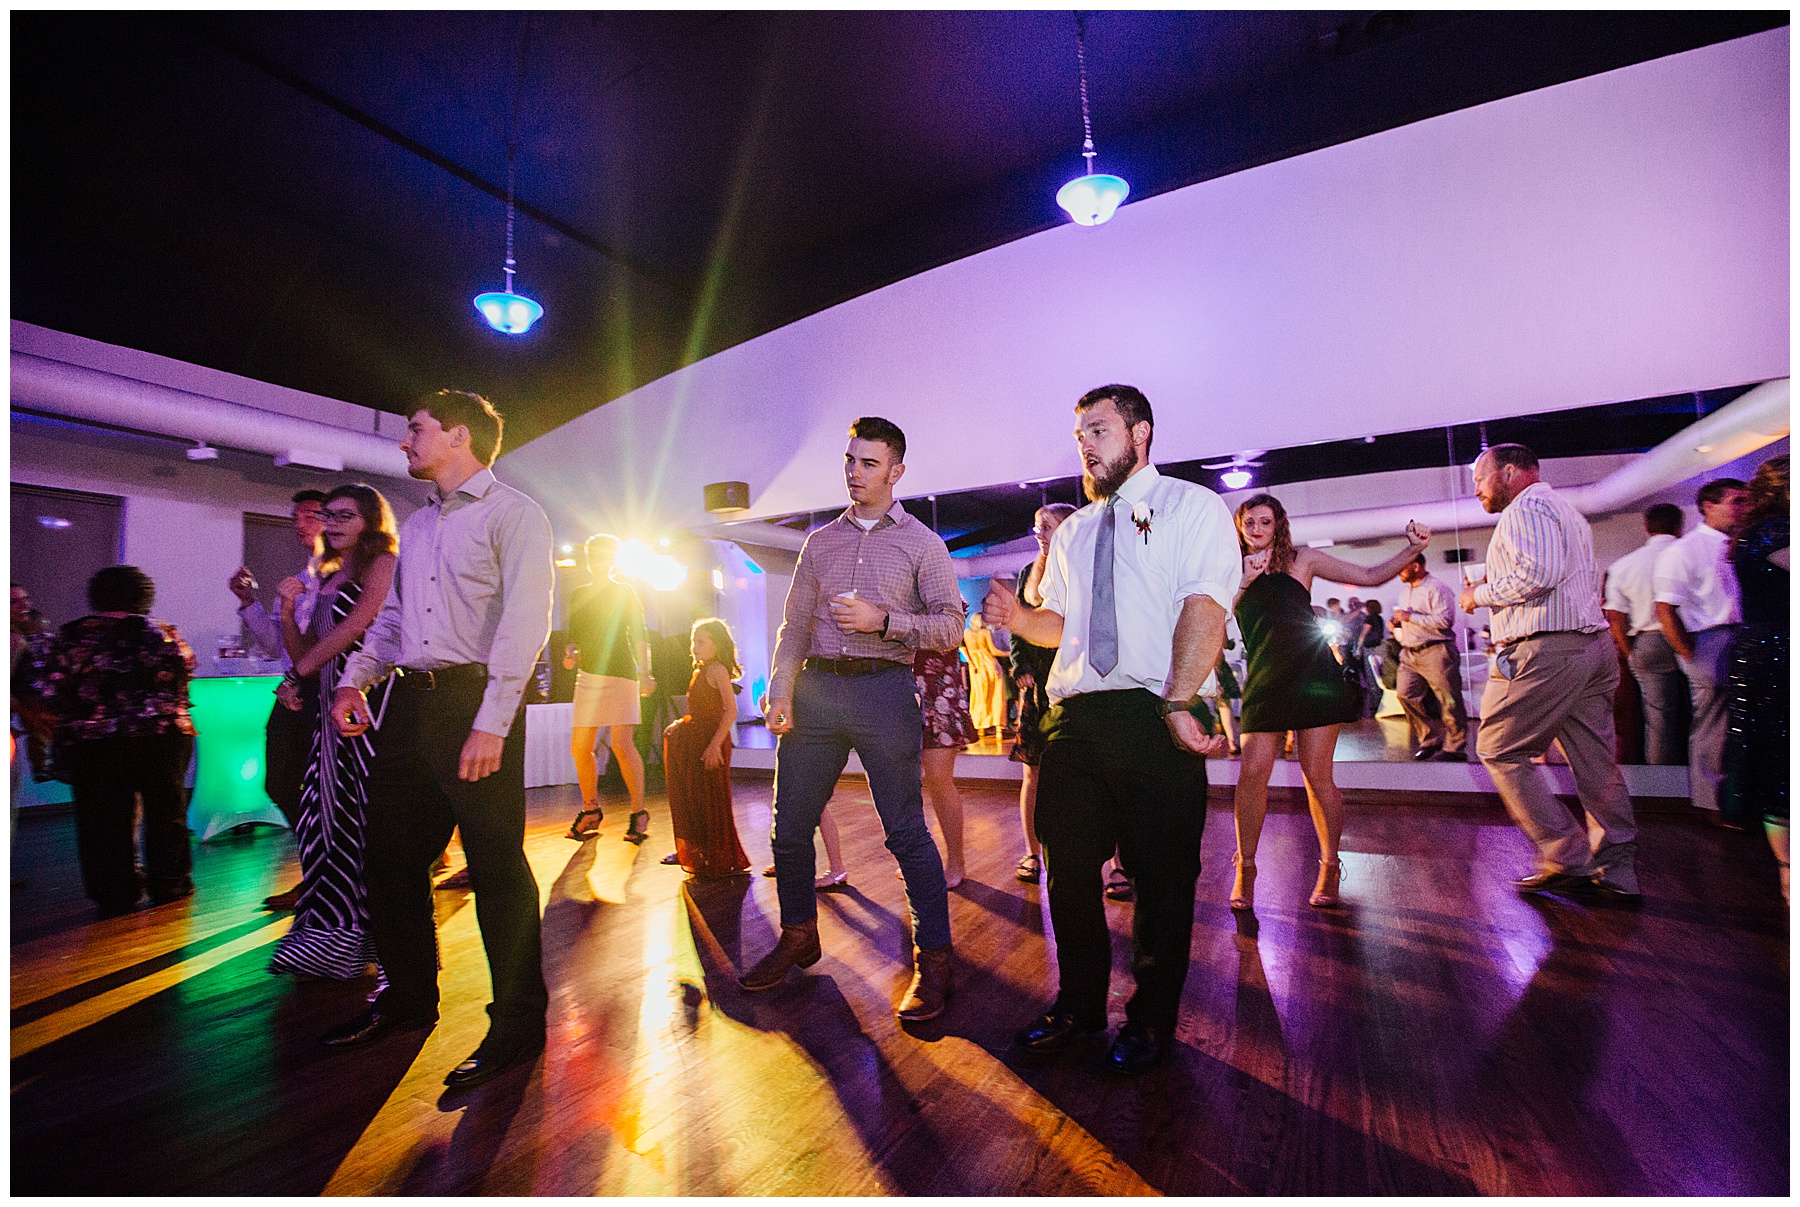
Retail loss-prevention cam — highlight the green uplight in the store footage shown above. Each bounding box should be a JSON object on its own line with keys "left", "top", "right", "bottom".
{"left": 188, "top": 676, "right": 288, "bottom": 840}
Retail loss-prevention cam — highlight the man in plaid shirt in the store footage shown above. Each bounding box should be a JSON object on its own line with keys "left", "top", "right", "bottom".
{"left": 740, "top": 417, "right": 966, "bottom": 1021}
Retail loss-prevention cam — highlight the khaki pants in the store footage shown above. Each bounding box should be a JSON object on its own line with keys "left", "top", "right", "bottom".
{"left": 1397, "top": 641, "right": 1468, "bottom": 754}
{"left": 1677, "top": 626, "right": 1735, "bottom": 813}
{"left": 1477, "top": 631, "right": 1637, "bottom": 886}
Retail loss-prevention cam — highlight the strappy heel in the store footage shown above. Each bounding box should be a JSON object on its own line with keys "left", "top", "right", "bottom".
{"left": 623, "top": 810, "right": 651, "bottom": 845}
{"left": 1229, "top": 853, "right": 1257, "bottom": 912}
{"left": 565, "top": 806, "right": 603, "bottom": 841}
{"left": 1310, "top": 858, "right": 1342, "bottom": 908}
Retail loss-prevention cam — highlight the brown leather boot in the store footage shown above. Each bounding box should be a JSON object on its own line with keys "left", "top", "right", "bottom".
{"left": 896, "top": 944, "right": 952, "bottom": 1021}
{"left": 739, "top": 920, "right": 822, "bottom": 991}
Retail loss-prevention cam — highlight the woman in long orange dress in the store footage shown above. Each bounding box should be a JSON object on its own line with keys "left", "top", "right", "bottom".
{"left": 660, "top": 618, "right": 751, "bottom": 878}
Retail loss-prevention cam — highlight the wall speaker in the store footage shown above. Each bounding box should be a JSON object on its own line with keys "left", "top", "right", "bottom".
{"left": 705, "top": 481, "right": 750, "bottom": 513}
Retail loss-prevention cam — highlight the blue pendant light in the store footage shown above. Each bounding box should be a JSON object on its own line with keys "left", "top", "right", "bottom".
{"left": 474, "top": 21, "right": 544, "bottom": 335}
{"left": 474, "top": 146, "right": 544, "bottom": 334}
{"left": 1056, "top": 14, "right": 1129, "bottom": 227}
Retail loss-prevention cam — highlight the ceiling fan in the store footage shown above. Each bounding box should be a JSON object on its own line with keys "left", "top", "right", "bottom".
{"left": 1200, "top": 450, "right": 1266, "bottom": 490}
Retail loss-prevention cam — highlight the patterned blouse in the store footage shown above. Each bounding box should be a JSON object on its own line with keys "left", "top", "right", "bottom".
{"left": 30, "top": 614, "right": 197, "bottom": 743}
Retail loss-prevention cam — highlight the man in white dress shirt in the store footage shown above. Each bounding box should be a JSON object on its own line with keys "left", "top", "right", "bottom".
{"left": 984, "top": 384, "right": 1238, "bottom": 1074}
{"left": 1602, "top": 503, "right": 1687, "bottom": 765}
{"left": 1460, "top": 444, "right": 1639, "bottom": 901}
{"left": 1653, "top": 478, "right": 1749, "bottom": 820}
{"left": 1391, "top": 554, "right": 1468, "bottom": 761}
{"left": 320, "top": 390, "right": 556, "bottom": 1091}
{"left": 228, "top": 489, "right": 324, "bottom": 909}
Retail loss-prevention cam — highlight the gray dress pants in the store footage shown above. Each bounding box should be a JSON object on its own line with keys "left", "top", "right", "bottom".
{"left": 1476, "top": 631, "right": 1638, "bottom": 890}
{"left": 1627, "top": 630, "right": 1688, "bottom": 765}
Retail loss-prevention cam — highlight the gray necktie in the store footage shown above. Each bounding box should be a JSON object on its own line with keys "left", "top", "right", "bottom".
{"left": 1090, "top": 497, "right": 1119, "bottom": 676}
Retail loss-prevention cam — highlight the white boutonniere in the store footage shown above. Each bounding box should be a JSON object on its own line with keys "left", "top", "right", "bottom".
{"left": 1131, "top": 504, "right": 1155, "bottom": 545}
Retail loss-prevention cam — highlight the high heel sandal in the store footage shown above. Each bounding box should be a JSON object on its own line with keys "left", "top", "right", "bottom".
{"left": 565, "top": 806, "right": 603, "bottom": 841}
{"left": 623, "top": 810, "right": 651, "bottom": 844}
{"left": 1310, "top": 858, "right": 1342, "bottom": 908}
{"left": 1229, "top": 853, "right": 1257, "bottom": 912}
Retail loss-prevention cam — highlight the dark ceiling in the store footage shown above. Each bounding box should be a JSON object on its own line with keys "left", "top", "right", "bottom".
{"left": 12, "top": 10, "right": 1784, "bottom": 448}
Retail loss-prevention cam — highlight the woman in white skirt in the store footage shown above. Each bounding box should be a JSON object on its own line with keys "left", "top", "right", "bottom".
{"left": 563, "top": 535, "right": 655, "bottom": 843}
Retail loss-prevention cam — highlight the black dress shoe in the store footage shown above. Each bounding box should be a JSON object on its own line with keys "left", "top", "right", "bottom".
{"left": 1105, "top": 1025, "right": 1168, "bottom": 1075}
{"left": 320, "top": 1008, "right": 437, "bottom": 1048}
{"left": 1589, "top": 878, "right": 1643, "bottom": 903}
{"left": 1513, "top": 870, "right": 1593, "bottom": 896}
{"left": 1412, "top": 745, "right": 1442, "bottom": 761}
{"left": 443, "top": 1033, "right": 546, "bottom": 1090}
{"left": 1014, "top": 1011, "right": 1107, "bottom": 1052}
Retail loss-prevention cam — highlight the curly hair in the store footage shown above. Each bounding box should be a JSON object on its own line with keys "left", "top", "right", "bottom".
{"left": 1737, "top": 455, "right": 1788, "bottom": 545}
{"left": 1234, "top": 493, "right": 1297, "bottom": 576}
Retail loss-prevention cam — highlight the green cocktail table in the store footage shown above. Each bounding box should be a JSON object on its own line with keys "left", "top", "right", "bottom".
{"left": 187, "top": 675, "right": 291, "bottom": 840}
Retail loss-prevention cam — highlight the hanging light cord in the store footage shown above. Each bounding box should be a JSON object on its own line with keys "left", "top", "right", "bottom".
{"left": 502, "top": 16, "right": 532, "bottom": 295}
{"left": 1074, "top": 12, "right": 1096, "bottom": 174}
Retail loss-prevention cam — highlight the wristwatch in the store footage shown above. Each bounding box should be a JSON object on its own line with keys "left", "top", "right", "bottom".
{"left": 1157, "top": 694, "right": 1202, "bottom": 718}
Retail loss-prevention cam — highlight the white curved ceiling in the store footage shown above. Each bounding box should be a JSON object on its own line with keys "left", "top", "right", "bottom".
{"left": 502, "top": 29, "right": 1788, "bottom": 542}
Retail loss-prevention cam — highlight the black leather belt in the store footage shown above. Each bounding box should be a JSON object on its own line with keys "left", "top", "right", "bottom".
{"left": 398, "top": 663, "right": 488, "bottom": 690}
{"left": 804, "top": 656, "right": 906, "bottom": 677}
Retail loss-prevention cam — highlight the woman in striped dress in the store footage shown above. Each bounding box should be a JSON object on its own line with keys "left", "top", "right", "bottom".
{"left": 268, "top": 483, "right": 399, "bottom": 980}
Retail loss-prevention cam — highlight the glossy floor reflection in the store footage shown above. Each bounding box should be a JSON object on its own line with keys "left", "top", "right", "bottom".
{"left": 10, "top": 775, "right": 1788, "bottom": 1195}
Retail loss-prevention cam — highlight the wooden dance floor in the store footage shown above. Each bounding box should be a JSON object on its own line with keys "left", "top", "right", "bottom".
{"left": 11, "top": 774, "right": 1789, "bottom": 1195}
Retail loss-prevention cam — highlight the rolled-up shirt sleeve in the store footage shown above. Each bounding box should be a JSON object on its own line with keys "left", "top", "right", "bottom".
{"left": 472, "top": 501, "right": 555, "bottom": 737}
{"left": 769, "top": 537, "right": 821, "bottom": 703}
{"left": 239, "top": 601, "right": 282, "bottom": 658}
{"left": 1037, "top": 527, "right": 1071, "bottom": 619}
{"left": 883, "top": 539, "right": 966, "bottom": 651}
{"left": 1417, "top": 580, "right": 1455, "bottom": 635}
{"left": 338, "top": 570, "right": 403, "bottom": 695}
{"left": 1170, "top": 491, "right": 1241, "bottom": 613}
{"left": 1651, "top": 542, "right": 1691, "bottom": 608}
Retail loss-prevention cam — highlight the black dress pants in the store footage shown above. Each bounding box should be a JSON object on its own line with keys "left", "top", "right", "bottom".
{"left": 63, "top": 732, "right": 195, "bottom": 910}
{"left": 1035, "top": 689, "right": 1207, "bottom": 1033}
{"left": 361, "top": 672, "right": 547, "bottom": 1039}
{"left": 263, "top": 694, "right": 316, "bottom": 829}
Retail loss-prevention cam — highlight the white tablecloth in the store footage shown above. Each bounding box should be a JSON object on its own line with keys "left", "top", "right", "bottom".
{"left": 524, "top": 702, "right": 577, "bottom": 788}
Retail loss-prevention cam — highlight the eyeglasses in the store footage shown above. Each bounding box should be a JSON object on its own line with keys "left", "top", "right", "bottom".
{"left": 320, "top": 508, "right": 361, "bottom": 523}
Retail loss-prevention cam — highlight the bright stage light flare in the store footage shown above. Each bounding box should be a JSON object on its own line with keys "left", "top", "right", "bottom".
{"left": 615, "top": 538, "right": 656, "bottom": 580}
{"left": 645, "top": 556, "right": 688, "bottom": 592}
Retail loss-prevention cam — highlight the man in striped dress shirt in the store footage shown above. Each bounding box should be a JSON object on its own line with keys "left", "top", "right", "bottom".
{"left": 740, "top": 416, "right": 967, "bottom": 1021}
{"left": 1460, "top": 443, "right": 1639, "bottom": 901}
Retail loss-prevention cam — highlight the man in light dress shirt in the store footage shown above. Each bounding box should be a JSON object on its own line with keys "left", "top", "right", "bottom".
{"left": 1602, "top": 503, "right": 1687, "bottom": 765}
{"left": 1460, "top": 444, "right": 1639, "bottom": 901}
{"left": 1653, "top": 479, "right": 1750, "bottom": 821}
{"left": 741, "top": 416, "right": 965, "bottom": 1022}
{"left": 229, "top": 489, "right": 324, "bottom": 910}
{"left": 320, "top": 390, "right": 556, "bottom": 1091}
{"left": 985, "top": 384, "right": 1238, "bottom": 1075}
{"left": 1391, "top": 554, "right": 1468, "bottom": 761}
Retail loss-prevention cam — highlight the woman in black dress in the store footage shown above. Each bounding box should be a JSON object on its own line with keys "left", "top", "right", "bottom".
{"left": 1231, "top": 494, "right": 1429, "bottom": 910}
{"left": 268, "top": 483, "right": 398, "bottom": 979}
{"left": 1727, "top": 455, "right": 1788, "bottom": 902}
